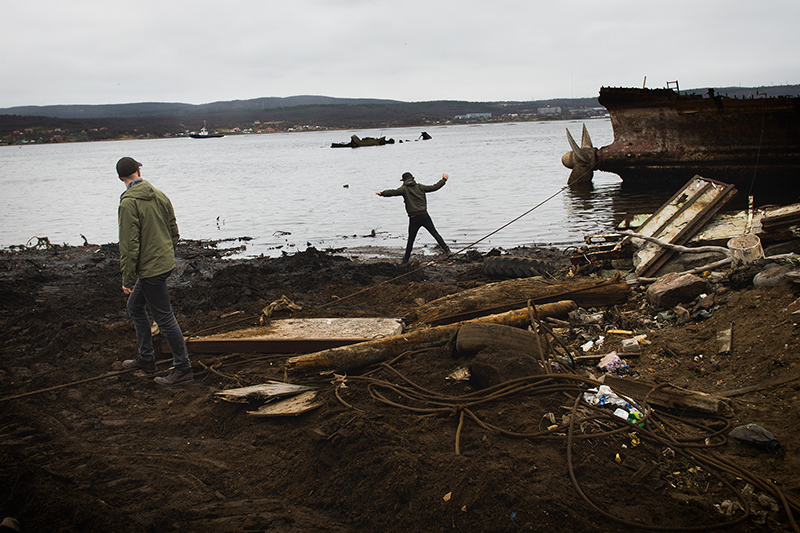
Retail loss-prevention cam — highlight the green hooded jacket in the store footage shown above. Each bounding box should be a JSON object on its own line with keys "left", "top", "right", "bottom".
{"left": 379, "top": 177, "right": 447, "bottom": 216}
{"left": 118, "top": 180, "right": 179, "bottom": 288}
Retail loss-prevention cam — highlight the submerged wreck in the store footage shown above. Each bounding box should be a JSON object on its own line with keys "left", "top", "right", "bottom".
{"left": 331, "top": 134, "right": 395, "bottom": 148}
{"left": 562, "top": 84, "right": 800, "bottom": 188}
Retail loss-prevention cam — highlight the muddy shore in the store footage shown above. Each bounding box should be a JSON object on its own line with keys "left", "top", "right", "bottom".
{"left": 1, "top": 239, "right": 799, "bottom": 532}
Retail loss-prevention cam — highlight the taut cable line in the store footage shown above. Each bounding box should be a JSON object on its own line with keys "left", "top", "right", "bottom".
{"left": 318, "top": 180, "right": 577, "bottom": 309}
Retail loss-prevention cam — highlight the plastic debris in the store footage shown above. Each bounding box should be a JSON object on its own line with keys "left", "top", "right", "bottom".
{"left": 620, "top": 337, "right": 640, "bottom": 354}
{"left": 446, "top": 367, "right": 471, "bottom": 381}
{"left": 597, "top": 352, "right": 628, "bottom": 373}
{"left": 729, "top": 423, "right": 784, "bottom": 456}
{"left": 613, "top": 408, "right": 629, "bottom": 420}
{"left": 583, "top": 385, "right": 642, "bottom": 421}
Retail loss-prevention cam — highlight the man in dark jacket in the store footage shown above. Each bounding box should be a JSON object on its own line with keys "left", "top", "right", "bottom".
{"left": 376, "top": 172, "right": 451, "bottom": 263}
{"left": 116, "top": 156, "right": 193, "bottom": 386}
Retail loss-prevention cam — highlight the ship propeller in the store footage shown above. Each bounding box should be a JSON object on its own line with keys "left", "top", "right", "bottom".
{"left": 562, "top": 124, "right": 597, "bottom": 185}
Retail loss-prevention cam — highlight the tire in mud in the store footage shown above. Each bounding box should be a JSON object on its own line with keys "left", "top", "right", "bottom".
{"left": 481, "top": 256, "right": 549, "bottom": 279}
{"left": 455, "top": 323, "right": 543, "bottom": 358}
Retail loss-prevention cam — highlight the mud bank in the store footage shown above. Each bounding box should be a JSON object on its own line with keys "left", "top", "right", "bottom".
{"left": 1, "top": 240, "right": 799, "bottom": 532}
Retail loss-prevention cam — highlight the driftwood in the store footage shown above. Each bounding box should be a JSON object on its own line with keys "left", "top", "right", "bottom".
{"left": 286, "top": 300, "right": 576, "bottom": 372}
{"left": 604, "top": 375, "right": 733, "bottom": 416}
{"left": 214, "top": 381, "right": 312, "bottom": 403}
{"left": 247, "top": 391, "right": 322, "bottom": 417}
{"left": 621, "top": 230, "right": 731, "bottom": 256}
{"left": 411, "top": 278, "right": 630, "bottom": 326}
{"left": 620, "top": 230, "right": 733, "bottom": 283}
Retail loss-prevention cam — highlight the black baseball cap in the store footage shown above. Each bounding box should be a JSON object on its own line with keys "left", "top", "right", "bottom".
{"left": 116, "top": 157, "right": 142, "bottom": 177}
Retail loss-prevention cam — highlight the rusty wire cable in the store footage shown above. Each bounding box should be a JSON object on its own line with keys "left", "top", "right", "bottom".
{"left": 333, "top": 360, "right": 798, "bottom": 532}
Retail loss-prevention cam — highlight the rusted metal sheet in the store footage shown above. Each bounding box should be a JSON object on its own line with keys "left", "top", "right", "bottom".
{"left": 631, "top": 176, "right": 737, "bottom": 277}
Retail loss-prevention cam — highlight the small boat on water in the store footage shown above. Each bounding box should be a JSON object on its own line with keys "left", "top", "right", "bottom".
{"left": 190, "top": 122, "right": 224, "bottom": 139}
{"left": 562, "top": 83, "right": 800, "bottom": 191}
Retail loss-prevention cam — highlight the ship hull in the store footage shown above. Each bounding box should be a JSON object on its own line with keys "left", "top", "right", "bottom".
{"left": 596, "top": 87, "right": 800, "bottom": 187}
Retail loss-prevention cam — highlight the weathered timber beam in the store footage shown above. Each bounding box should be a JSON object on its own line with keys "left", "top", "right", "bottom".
{"left": 604, "top": 375, "right": 732, "bottom": 416}
{"left": 411, "top": 279, "right": 629, "bottom": 326}
{"left": 286, "top": 300, "right": 576, "bottom": 373}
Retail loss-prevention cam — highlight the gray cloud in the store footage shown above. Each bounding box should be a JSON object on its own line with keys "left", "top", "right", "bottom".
{"left": 2, "top": 0, "right": 798, "bottom": 107}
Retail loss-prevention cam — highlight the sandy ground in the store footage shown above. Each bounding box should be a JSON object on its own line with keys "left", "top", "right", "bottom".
{"left": 1, "top": 240, "right": 799, "bottom": 532}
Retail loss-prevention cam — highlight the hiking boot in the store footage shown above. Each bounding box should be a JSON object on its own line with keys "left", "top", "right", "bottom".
{"left": 122, "top": 356, "right": 156, "bottom": 374}
{"left": 154, "top": 368, "right": 194, "bottom": 386}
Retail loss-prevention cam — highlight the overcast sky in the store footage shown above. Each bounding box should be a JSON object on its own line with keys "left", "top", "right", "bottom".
{"left": 2, "top": 0, "right": 799, "bottom": 108}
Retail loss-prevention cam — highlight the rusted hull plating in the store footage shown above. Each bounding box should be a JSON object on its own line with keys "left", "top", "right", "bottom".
{"left": 596, "top": 87, "right": 800, "bottom": 185}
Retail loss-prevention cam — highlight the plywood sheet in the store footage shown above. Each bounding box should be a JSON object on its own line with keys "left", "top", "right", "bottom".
{"left": 202, "top": 318, "right": 402, "bottom": 340}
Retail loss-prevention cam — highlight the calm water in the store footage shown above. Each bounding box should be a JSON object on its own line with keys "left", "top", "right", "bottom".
{"left": 0, "top": 119, "right": 676, "bottom": 258}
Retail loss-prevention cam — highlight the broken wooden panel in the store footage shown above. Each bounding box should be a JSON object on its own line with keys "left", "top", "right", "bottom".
{"left": 760, "top": 202, "right": 800, "bottom": 229}
{"left": 631, "top": 176, "right": 737, "bottom": 277}
{"left": 214, "top": 381, "right": 313, "bottom": 403}
{"left": 617, "top": 202, "right": 800, "bottom": 247}
{"left": 569, "top": 241, "right": 633, "bottom": 266}
{"left": 247, "top": 391, "right": 322, "bottom": 417}
{"left": 187, "top": 317, "right": 403, "bottom": 354}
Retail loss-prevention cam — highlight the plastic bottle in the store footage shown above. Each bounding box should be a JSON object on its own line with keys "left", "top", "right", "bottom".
{"left": 729, "top": 424, "right": 784, "bottom": 456}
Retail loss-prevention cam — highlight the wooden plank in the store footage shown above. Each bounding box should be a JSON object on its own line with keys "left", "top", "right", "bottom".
{"left": 247, "top": 391, "right": 322, "bottom": 417}
{"left": 214, "top": 381, "right": 312, "bottom": 403}
{"left": 187, "top": 317, "right": 404, "bottom": 354}
{"left": 632, "top": 176, "right": 737, "bottom": 277}
{"left": 201, "top": 318, "right": 403, "bottom": 340}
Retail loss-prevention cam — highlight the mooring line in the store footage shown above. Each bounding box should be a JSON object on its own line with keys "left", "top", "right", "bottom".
{"left": 318, "top": 182, "right": 575, "bottom": 309}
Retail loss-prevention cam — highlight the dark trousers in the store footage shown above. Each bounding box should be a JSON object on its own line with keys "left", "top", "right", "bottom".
{"left": 127, "top": 270, "right": 191, "bottom": 371}
{"left": 404, "top": 213, "right": 449, "bottom": 261}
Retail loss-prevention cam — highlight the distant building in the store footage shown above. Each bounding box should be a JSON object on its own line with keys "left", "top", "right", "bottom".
{"left": 538, "top": 106, "right": 562, "bottom": 115}
{"left": 454, "top": 113, "right": 492, "bottom": 119}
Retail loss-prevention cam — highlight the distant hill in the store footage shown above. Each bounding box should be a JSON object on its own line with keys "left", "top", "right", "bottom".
{"left": 0, "top": 95, "right": 602, "bottom": 143}
{"left": 1, "top": 84, "right": 797, "bottom": 145}
{"left": 0, "top": 96, "right": 406, "bottom": 119}
{"left": 2, "top": 85, "right": 797, "bottom": 121}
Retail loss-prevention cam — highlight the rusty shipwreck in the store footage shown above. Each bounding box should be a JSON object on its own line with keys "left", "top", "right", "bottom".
{"left": 562, "top": 84, "right": 800, "bottom": 189}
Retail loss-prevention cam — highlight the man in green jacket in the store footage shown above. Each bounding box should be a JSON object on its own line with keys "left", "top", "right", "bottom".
{"left": 376, "top": 172, "right": 451, "bottom": 263}
{"left": 116, "top": 156, "right": 193, "bottom": 386}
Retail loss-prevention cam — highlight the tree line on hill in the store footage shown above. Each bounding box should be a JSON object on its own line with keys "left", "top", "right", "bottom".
{"left": 1, "top": 84, "right": 796, "bottom": 145}
{"left": 0, "top": 95, "right": 603, "bottom": 144}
